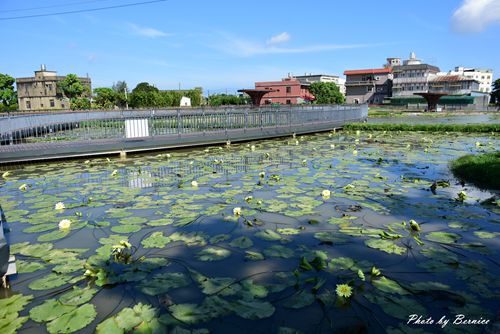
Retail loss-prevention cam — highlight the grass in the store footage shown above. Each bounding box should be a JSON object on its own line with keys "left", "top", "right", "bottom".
{"left": 450, "top": 151, "right": 500, "bottom": 190}
{"left": 344, "top": 123, "right": 500, "bottom": 133}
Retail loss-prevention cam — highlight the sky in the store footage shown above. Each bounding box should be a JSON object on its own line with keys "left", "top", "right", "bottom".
{"left": 1, "top": 0, "right": 499, "bottom": 94}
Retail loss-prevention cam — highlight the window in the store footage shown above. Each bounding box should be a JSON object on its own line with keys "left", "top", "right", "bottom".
{"left": 50, "top": 99, "right": 55, "bottom": 107}
{"left": 286, "top": 86, "right": 291, "bottom": 93}
{"left": 367, "top": 87, "right": 373, "bottom": 92}
{"left": 48, "top": 84, "right": 53, "bottom": 91}
{"left": 26, "top": 100, "right": 31, "bottom": 109}
{"left": 286, "top": 99, "right": 291, "bottom": 104}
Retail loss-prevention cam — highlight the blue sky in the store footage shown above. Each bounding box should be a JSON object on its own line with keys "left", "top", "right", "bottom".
{"left": 1, "top": 0, "right": 499, "bottom": 94}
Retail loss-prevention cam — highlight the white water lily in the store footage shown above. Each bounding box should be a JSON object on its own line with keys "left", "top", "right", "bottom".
{"left": 292, "top": 133, "right": 296, "bottom": 138}
{"left": 251, "top": 145, "right": 256, "bottom": 151}
{"left": 321, "top": 189, "right": 331, "bottom": 199}
{"left": 191, "top": 180, "right": 198, "bottom": 187}
{"left": 19, "top": 183, "right": 28, "bottom": 191}
{"left": 111, "top": 170, "right": 118, "bottom": 176}
{"left": 475, "top": 141, "right": 481, "bottom": 147}
{"left": 352, "top": 150, "right": 358, "bottom": 156}
{"left": 368, "top": 134, "right": 372, "bottom": 139}
{"left": 226, "top": 140, "right": 231, "bottom": 146}
{"left": 2, "top": 171, "right": 11, "bottom": 178}
{"left": 166, "top": 153, "right": 171, "bottom": 158}
{"left": 356, "top": 130, "right": 361, "bottom": 136}
{"left": 259, "top": 171, "right": 266, "bottom": 178}
{"left": 233, "top": 207, "right": 242, "bottom": 216}
{"left": 330, "top": 144, "right": 335, "bottom": 149}
{"left": 54, "top": 202, "right": 65, "bottom": 210}
{"left": 84, "top": 160, "right": 90, "bottom": 164}
{"left": 295, "top": 140, "right": 299, "bottom": 145}
{"left": 244, "top": 196, "right": 253, "bottom": 202}
{"left": 106, "top": 157, "right": 111, "bottom": 162}
{"left": 58, "top": 219, "right": 72, "bottom": 229}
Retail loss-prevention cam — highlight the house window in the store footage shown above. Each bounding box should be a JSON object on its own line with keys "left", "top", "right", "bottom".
{"left": 26, "top": 101, "right": 31, "bottom": 109}
{"left": 50, "top": 99, "right": 55, "bottom": 107}
{"left": 286, "top": 86, "right": 291, "bottom": 93}
{"left": 367, "top": 87, "right": 373, "bottom": 92}
{"left": 48, "top": 84, "right": 53, "bottom": 91}
{"left": 286, "top": 99, "right": 291, "bottom": 104}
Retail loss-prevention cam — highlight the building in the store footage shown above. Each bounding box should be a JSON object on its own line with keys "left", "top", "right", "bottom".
{"left": 254, "top": 77, "right": 315, "bottom": 105}
{"left": 446, "top": 67, "right": 493, "bottom": 93}
{"left": 391, "top": 52, "right": 440, "bottom": 97}
{"left": 294, "top": 74, "right": 346, "bottom": 95}
{"left": 343, "top": 68, "right": 392, "bottom": 104}
{"left": 428, "top": 75, "right": 480, "bottom": 95}
{"left": 16, "top": 65, "right": 91, "bottom": 111}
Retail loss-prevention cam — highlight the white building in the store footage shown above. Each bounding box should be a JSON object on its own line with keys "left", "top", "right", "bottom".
{"left": 180, "top": 96, "right": 191, "bottom": 107}
{"left": 391, "top": 52, "right": 440, "bottom": 97}
{"left": 294, "top": 74, "right": 346, "bottom": 96}
{"left": 445, "top": 67, "right": 493, "bottom": 93}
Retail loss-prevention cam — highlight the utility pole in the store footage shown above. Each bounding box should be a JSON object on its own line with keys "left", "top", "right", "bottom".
{"left": 124, "top": 86, "right": 129, "bottom": 110}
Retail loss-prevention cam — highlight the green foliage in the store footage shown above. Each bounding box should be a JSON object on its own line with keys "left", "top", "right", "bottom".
{"left": 208, "top": 94, "right": 249, "bottom": 106}
{"left": 0, "top": 294, "right": 33, "bottom": 334}
{"left": 58, "top": 74, "right": 85, "bottom": 99}
{"left": 93, "top": 87, "right": 117, "bottom": 109}
{"left": 70, "top": 97, "right": 91, "bottom": 110}
{"left": 345, "top": 123, "right": 500, "bottom": 133}
{"left": 0, "top": 73, "right": 17, "bottom": 111}
{"left": 112, "top": 80, "right": 128, "bottom": 108}
{"left": 491, "top": 78, "right": 500, "bottom": 105}
{"left": 128, "top": 82, "right": 201, "bottom": 108}
{"left": 308, "top": 82, "right": 344, "bottom": 104}
{"left": 450, "top": 151, "right": 500, "bottom": 190}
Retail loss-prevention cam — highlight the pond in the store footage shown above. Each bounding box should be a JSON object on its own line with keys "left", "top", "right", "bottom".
{"left": 0, "top": 130, "right": 499, "bottom": 334}
{"left": 369, "top": 113, "right": 500, "bottom": 125}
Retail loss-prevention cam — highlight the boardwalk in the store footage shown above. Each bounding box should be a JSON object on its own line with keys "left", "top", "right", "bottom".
{"left": 0, "top": 104, "right": 367, "bottom": 164}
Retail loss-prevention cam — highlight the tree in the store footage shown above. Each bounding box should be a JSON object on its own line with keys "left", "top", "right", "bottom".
{"left": 57, "top": 74, "right": 84, "bottom": 99}
{"left": 0, "top": 73, "right": 17, "bottom": 112}
{"left": 70, "top": 97, "right": 91, "bottom": 110}
{"left": 308, "top": 82, "right": 345, "bottom": 104}
{"left": 491, "top": 78, "right": 500, "bottom": 106}
{"left": 132, "top": 82, "right": 159, "bottom": 94}
{"left": 93, "top": 87, "right": 117, "bottom": 109}
{"left": 112, "top": 81, "right": 128, "bottom": 108}
{"left": 208, "top": 94, "right": 249, "bottom": 106}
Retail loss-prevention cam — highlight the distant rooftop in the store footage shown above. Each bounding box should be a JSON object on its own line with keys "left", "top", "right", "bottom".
{"left": 344, "top": 68, "right": 392, "bottom": 75}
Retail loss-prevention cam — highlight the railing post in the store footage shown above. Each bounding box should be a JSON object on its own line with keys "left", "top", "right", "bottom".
{"left": 177, "top": 109, "right": 181, "bottom": 137}
{"left": 225, "top": 109, "right": 228, "bottom": 137}
{"left": 202, "top": 108, "right": 206, "bottom": 136}
{"left": 244, "top": 109, "right": 248, "bottom": 133}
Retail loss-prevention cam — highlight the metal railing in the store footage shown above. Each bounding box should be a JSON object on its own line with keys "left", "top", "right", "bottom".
{"left": 0, "top": 104, "right": 367, "bottom": 146}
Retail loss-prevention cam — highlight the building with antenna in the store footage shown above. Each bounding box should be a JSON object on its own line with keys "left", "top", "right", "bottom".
{"left": 16, "top": 65, "right": 91, "bottom": 111}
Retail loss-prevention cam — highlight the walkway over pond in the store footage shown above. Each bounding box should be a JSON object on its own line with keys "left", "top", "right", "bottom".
{"left": 0, "top": 104, "right": 367, "bottom": 164}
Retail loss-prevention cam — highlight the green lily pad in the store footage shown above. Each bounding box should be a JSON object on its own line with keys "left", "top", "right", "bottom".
{"left": 232, "top": 299, "right": 275, "bottom": 319}
{"left": 473, "top": 231, "right": 499, "bottom": 239}
{"left": 141, "top": 231, "right": 171, "bottom": 248}
{"left": 16, "top": 260, "right": 45, "bottom": 273}
{"left": 245, "top": 251, "right": 265, "bottom": 261}
{"left": 425, "top": 232, "right": 461, "bottom": 244}
{"left": 46, "top": 304, "right": 97, "bottom": 334}
{"left": 210, "top": 234, "right": 230, "bottom": 244}
{"left": 229, "top": 236, "right": 253, "bottom": 249}
{"left": 276, "top": 228, "right": 301, "bottom": 235}
{"left": 264, "top": 245, "right": 294, "bottom": 258}
{"left": 372, "top": 277, "right": 409, "bottom": 295}
{"left": 196, "top": 247, "right": 231, "bottom": 261}
{"left": 59, "top": 287, "right": 98, "bottom": 306}
{"left": 138, "top": 272, "right": 190, "bottom": 296}
{"left": 30, "top": 299, "right": 76, "bottom": 323}
{"left": 29, "top": 273, "right": 72, "bottom": 291}
{"left": 111, "top": 224, "right": 142, "bottom": 234}
{"left": 284, "top": 290, "right": 316, "bottom": 309}
{"left": 255, "top": 229, "right": 282, "bottom": 241}
{"left": 365, "top": 239, "right": 406, "bottom": 255}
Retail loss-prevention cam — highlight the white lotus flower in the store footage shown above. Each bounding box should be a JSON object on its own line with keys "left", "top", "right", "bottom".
{"left": 166, "top": 153, "right": 171, "bottom": 158}
{"left": 111, "top": 170, "right": 118, "bottom": 176}
{"left": 244, "top": 196, "right": 253, "bottom": 202}
{"left": 54, "top": 202, "right": 65, "bottom": 210}
{"left": 191, "top": 180, "right": 198, "bottom": 187}
{"left": 2, "top": 171, "right": 11, "bottom": 178}
{"left": 251, "top": 145, "right": 256, "bottom": 151}
{"left": 58, "top": 219, "right": 72, "bottom": 229}
{"left": 19, "top": 183, "right": 28, "bottom": 191}
{"left": 233, "top": 207, "right": 242, "bottom": 216}
{"left": 356, "top": 130, "right": 361, "bottom": 136}
{"left": 330, "top": 144, "right": 335, "bottom": 149}
{"left": 322, "top": 189, "right": 331, "bottom": 199}
{"left": 352, "top": 150, "right": 358, "bottom": 156}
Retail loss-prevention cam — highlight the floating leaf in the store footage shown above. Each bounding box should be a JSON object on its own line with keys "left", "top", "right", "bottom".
{"left": 111, "top": 224, "right": 142, "bottom": 234}
{"left": 264, "top": 245, "right": 294, "bottom": 258}
{"left": 229, "top": 236, "right": 253, "bottom": 249}
{"left": 138, "top": 272, "right": 190, "bottom": 296}
{"left": 425, "top": 232, "right": 461, "bottom": 244}
{"left": 30, "top": 299, "right": 76, "bottom": 323}
{"left": 372, "top": 277, "right": 409, "bottom": 295}
{"left": 276, "top": 228, "right": 301, "bottom": 235}
{"left": 141, "top": 232, "right": 171, "bottom": 248}
{"left": 473, "top": 231, "right": 498, "bottom": 239}
{"left": 29, "top": 273, "right": 72, "bottom": 291}
{"left": 284, "top": 290, "right": 316, "bottom": 309}
{"left": 255, "top": 229, "right": 282, "bottom": 241}
{"left": 196, "top": 247, "right": 231, "bottom": 261}
{"left": 209, "top": 234, "right": 230, "bottom": 244}
{"left": 59, "top": 287, "right": 97, "bottom": 306}
{"left": 233, "top": 299, "right": 275, "bottom": 319}
{"left": 245, "top": 251, "right": 265, "bottom": 261}
{"left": 46, "top": 304, "right": 97, "bottom": 334}
{"left": 365, "top": 239, "right": 406, "bottom": 255}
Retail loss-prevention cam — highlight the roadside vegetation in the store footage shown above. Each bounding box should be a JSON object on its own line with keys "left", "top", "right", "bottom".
{"left": 345, "top": 123, "right": 499, "bottom": 133}
{"left": 450, "top": 151, "right": 500, "bottom": 190}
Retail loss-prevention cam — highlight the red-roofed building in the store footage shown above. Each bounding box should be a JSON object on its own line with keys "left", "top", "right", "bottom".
{"left": 344, "top": 67, "right": 392, "bottom": 104}
{"left": 254, "top": 77, "right": 315, "bottom": 105}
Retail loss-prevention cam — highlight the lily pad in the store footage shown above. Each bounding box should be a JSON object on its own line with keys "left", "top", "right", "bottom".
{"left": 425, "top": 232, "right": 461, "bottom": 244}
{"left": 141, "top": 232, "right": 171, "bottom": 248}
{"left": 111, "top": 224, "right": 142, "bottom": 234}
{"left": 229, "top": 236, "right": 253, "bottom": 249}
{"left": 138, "top": 272, "right": 190, "bottom": 296}
{"left": 264, "top": 245, "right": 294, "bottom": 258}
{"left": 196, "top": 247, "right": 231, "bottom": 261}
{"left": 255, "top": 229, "right": 282, "bottom": 241}
{"left": 365, "top": 239, "right": 406, "bottom": 255}
{"left": 372, "top": 277, "right": 409, "bottom": 295}
{"left": 46, "top": 304, "right": 97, "bottom": 334}
{"left": 284, "top": 290, "right": 316, "bottom": 309}
{"left": 29, "top": 273, "right": 72, "bottom": 291}
{"left": 232, "top": 299, "right": 275, "bottom": 319}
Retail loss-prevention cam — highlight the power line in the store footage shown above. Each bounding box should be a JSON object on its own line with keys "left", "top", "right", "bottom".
{"left": 0, "top": 0, "right": 114, "bottom": 13}
{"left": 0, "top": 0, "right": 168, "bottom": 20}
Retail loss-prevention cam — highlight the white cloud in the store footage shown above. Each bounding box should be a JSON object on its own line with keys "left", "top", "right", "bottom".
{"left": 452, "top": 0, "right": 500, "bottom": 33}
{"left": 215, "top": 33, "right": 379, "bottom": 57}
{"left": 266, "top": 32, "right": 291, "bottom": 45}
{"left": 129, "top": 23, "right": 170, "bottom": 38}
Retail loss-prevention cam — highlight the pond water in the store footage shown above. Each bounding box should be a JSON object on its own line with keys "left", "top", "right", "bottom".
{"left": 369, "top": 113, "right": 500, "bottom": 125}
{"left": 0, "top": 130, "right": 499, "bottom": 334}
